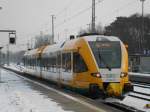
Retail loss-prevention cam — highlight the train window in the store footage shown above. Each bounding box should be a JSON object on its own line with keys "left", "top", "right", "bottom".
{"left": 37, "top": 59, "right": 41, "bottom": 67}
{"left": 89, "top": 41, "right": 121, "bottom": 68}
{"left": 41, "top": 58, "right": 45, "bottom": 70}
{"left": 62, "top": 53, "right": 71, "bottom": 72}
{"left": 23, "top": 57, "right": 25, "bottom": 66}
{"left": 47, "top": 57, "right": 51, "bottom": 71}
{"left": 56, "top": 54, "right": 61, "bottom": 72}
{"left": 47, "top": 54, "right": 57, "bottom": 72}
{"left": 45, "top": 57, "right": 49, "bottom": 70}
{"left": 52, "top": 57, "right": 57, "bottom": 72}
{"left": 73, "top": 52, "right": 88, "bottom": 73}
{"left": 42, "top": 58, "right": 46, "bottom": 70}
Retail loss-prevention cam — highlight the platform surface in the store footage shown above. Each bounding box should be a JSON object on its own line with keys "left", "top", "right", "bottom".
{"left": 0, "top": 68, "right": 120, "bottom": 112}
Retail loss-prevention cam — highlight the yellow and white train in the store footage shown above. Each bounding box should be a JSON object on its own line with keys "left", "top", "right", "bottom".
{"left": 23, "top": 34, "right": 133, "bottom": 98}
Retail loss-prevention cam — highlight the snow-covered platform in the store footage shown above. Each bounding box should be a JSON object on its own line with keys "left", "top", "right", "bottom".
{"left": 129, "top": 72, "right": 150, "bottom": 83}
{"left": 0, "top": 68, "right": 119, "bottom": 112}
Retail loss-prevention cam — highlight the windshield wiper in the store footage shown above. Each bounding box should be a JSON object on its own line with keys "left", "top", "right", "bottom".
{"left": 98, "top": 50, "right": 111, "bottom": 71}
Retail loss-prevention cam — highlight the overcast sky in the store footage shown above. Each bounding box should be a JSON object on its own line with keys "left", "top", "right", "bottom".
{"left": 0, "top": 0, "right": 150, "bottom": 51}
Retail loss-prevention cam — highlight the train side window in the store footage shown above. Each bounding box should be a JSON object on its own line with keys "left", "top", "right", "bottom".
{"left": 49, "top": 57, "right": 52, "bottom": 71}
{"left": 47, "top": 55, "right": 57, "bottom": 72}
{"left": 73, "top": 52, "right": 88, "bottom": 73}
{"left": 62, "top": 53, "right": 71, "bottom": 72}
{"left": 57, "top": 53, "right": 61, "bottom": 72}
{"left": 52, "top": 56, "right": 57, "bottom": 72}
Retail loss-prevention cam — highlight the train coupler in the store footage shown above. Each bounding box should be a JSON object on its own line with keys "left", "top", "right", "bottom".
{"left": 89, "top": 84, "right": 104, "bottom": 99}
{"left": 124, "top": 83, "right": 133, "bottom": 93}
{"left": 106, "top": 83, "right": 122, "bottom": 97}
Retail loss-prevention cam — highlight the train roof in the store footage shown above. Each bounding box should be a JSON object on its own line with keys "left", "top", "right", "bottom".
{"left": 42, "top": 42, "right": 64, "bottom": 57}
{"left": 82, "top": 35, "right": 121, "bottom": 42}
{"left": 24, "top": 35, "right": 121, "bottom": 57}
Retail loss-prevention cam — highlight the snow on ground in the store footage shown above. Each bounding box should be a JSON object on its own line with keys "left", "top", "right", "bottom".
{"left": 129, "top": 72, "right": 150, "bottom": 77}
{"left": 134, "top": 86, "right": 150, "bottom": 95}
{"left": 119, "top": 85, "right": 150, "bottom": 112}
{"left": 0, "top": 69, "right": 73, "bottom": 112}
{"left": 120, "top": 96, "right": 150, "bottom": 112}
{"left": 4, "top": 63, "right": 24, "bottom": 72}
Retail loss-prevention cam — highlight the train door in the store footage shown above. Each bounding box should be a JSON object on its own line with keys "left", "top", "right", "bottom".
{"left": 61, "top": 52, "right": 73, "bottom": 85}
{"left": 73, "top": 52, "right": 88, "bottom": 86}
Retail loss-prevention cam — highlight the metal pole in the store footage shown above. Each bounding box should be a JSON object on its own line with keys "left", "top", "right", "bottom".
{"left": 140, "top": 0, "right": 145, "bottom": 53}
{"left": 7, "top": 44, "right": 9, "bottom": 66}
{"left": 87, "top": 24, "right": 91, "bottom": 32}
{"left": 31, "top": 37, "right": 34, "bottom": 49}
{"left": 0, "top": 49, "right": 1, "bottom": 66}
{"left": 27, "top": 40, "right": 30, "bottom": 50}
{"left": 51, "top": 15, "right": 55, "bottom": 44}
{"left": 0, "top": 47, "right": 3, "bottom": 82}
{"left": 92, "top": 0, "right": 96, "bottom": 33}
{"left": 0, "top": 49, "right": 2, "bottom": 82}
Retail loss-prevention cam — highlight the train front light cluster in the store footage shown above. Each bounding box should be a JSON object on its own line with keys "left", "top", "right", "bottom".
{"left": 120, "top": 72, "right": 128, "bottom": 78}
{"left": 91, "top": 73, "right": 101, "bottom": 78}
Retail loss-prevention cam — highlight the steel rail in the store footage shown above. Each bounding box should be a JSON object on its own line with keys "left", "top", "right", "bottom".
{"left": 132, "top": 91, "right": 150, "bottom": 97}
{"left": 128, "top": 94, "right": 150, "bottom": 102}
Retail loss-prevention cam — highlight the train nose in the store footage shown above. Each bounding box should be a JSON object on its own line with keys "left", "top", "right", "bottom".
{"left": 106, "top": 83, "right": 122, "bottom": 97}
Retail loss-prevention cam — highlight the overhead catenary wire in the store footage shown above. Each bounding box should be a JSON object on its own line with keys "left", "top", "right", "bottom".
{"left": 55, "top": 0, "right": 89, "bottom": 18}
{"left": 113, "top": 0, "right": 137, "bottom": 15}
{"left": 100, "top": 0, "right": 138, "bottom": 22}
{"left": 55, "top": 0, "right": 105, "bottom": 29}
{"left": 40, "top": 0, "right": 138, "bottom": 40}
{"left": 68, "top": 0, "right": 138, "bottom": 34}
{"left": 35, "top": 0, "right": 89, "bottom": 36}
{"left": 55, "top": 0, "right": 73, "bottom": 17}
{"left": 80, "top": 0, "right": 138, "bottom": 29}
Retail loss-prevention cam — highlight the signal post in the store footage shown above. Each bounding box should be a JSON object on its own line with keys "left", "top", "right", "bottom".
{"left": 0, "top": 30, "right": 16, "bottom": 66}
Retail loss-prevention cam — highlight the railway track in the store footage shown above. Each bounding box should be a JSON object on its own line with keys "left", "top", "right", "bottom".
{"left": 128, "top": 91, "right": 150, "bottom": 102}
{"left": 2, "top": 66, "right": 147, "bottom": 112}
{"left": 105, "top": 102, "right": 144, "bottom": 112}
{"left": 133, "top": 83, "right": 150, "bottom": 89}
{"left": 132, "top": 83, "right": 150, "bottom": 102}
{"left": 132, "top": 91, "right": 150, "bottom": 97}
{"left": 97, "top": 82, "right": 150, "bottom": 111}
{"left": 121, "top": 83, "right": 150, "bottom": 110}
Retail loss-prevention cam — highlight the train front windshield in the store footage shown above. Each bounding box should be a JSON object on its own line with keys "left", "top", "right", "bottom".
{"left": 89, "top": 41, "right": 121, "bottom": 69}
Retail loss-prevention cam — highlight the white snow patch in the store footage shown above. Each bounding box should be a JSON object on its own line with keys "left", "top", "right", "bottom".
{"left": 4, "top": 63, "right": 24, "bottom": 72}
{"left": 120, "top": 96, "right": 150, "bottom": 112}
{"left": 0, "top": 69, "right": 73, "bottom": 112}
{"left": 134, "top": 86, "right": 150, "bottom": 95}
{"left": 129, "top": 72, "right": 150, "bottom": 77}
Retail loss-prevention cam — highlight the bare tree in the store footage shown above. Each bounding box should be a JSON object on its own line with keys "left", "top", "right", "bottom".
{"left": 105, "top": 13, "right": 150, "bottom": 54}
{"left": 34, "top": 32, "right": 53, "bottom": 48}
{"left": 78, "top": 23, "right": 104, "bottom": 35}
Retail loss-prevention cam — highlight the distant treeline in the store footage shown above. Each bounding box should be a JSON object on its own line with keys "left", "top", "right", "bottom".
{"left": 105, "top": 13, "right": 150, "bottom": 54}
{"left": 79, "top": 13, "right": 150, "bottom": 55}
{"left": 34, "top": 33, "right": 53, "bottom": 49}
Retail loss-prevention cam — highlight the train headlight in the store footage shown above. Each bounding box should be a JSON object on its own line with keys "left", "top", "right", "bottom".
{"left": 120, "top": 72, "right": 128, "bottom": 78}
{"left": 91, "top": 73, "right": 101, "bottom": 78}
